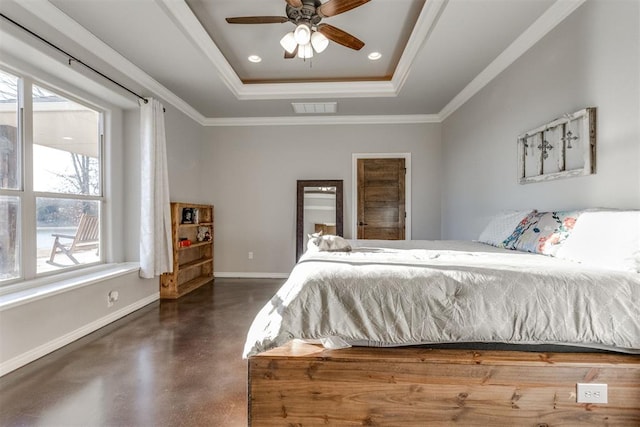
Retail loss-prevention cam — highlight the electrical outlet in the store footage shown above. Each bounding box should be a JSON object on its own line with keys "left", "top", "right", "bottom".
{"left": 248, "top": 252, "right": 254, "bottom": 260}
{"left": 107, "top": 290, "right": 119, "bottom": 308}
{"left": 576, "top": 383, "right": 607, "bottom": 404}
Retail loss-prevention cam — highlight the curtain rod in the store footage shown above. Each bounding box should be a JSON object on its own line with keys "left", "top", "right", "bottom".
{"left": 0, "top": 12, "right": 148, "bottom": 104}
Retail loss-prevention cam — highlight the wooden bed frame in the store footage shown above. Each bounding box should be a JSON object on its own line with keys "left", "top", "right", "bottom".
{"left": 248, "top": 341, "right": 640, "bottom": 426}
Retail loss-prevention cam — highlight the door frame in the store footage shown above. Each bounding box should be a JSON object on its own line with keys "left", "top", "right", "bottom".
{"left": 351, "top": 153, "right": 411, "bottom": 240}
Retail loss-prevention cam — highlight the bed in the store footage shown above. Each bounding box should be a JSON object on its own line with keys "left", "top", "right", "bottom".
{"left": 246, "top": 210, "right": 640, "bottom": 425}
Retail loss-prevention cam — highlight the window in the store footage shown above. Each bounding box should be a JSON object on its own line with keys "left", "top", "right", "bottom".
{"left": 0, "top": 70, "right": 20, "bottom": 282}
{"left": 0, "top": 68, "right": 105, "bottom": 284}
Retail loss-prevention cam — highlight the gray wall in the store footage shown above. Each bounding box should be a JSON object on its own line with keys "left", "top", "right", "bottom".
{"left": 0, "top": 270, "right": 157, "bottom": 373}
{"left": 441, "top": 0, "right": 640, "bottom": 239}
{"left": 200, "top": 123, "right": 442, "bottom": 275}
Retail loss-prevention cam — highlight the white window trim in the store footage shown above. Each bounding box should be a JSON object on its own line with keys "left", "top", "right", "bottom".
{"left": 351, "top": 152, "right": 412, "bottom": 240}
{"left": 0, "top": 67, "right": 108, "bottom": 286}
{"left": 0, "top": 262, "right": 140, "bottom": 303}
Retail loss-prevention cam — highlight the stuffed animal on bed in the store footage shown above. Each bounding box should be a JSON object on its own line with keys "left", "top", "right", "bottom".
{"left": 307, "top": 231, "right": 352, "bottom": 252}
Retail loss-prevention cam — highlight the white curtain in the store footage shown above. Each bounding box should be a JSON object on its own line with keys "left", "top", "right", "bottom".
{"left": 139, "top": 98, "right": 173, "bottom": 278}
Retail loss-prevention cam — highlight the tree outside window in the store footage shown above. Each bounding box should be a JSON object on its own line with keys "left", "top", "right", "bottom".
{"left": 0, "top": 70, "right": 104, "bottom": 282}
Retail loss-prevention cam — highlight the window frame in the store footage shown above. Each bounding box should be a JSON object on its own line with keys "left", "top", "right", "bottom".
{"left": 0, "top": 67, "right": 107, "bottom": 286}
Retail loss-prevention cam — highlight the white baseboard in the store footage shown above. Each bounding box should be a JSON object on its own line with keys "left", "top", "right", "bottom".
{"left": 0, "top": 293, "right": 159, "bottom": 377}
{"left": 214, "top": 272, "right": 289, "bottom": 279}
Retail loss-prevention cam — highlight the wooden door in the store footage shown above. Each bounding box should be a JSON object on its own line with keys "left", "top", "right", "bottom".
{"left": 357, "top": 158, "right": 405, "bottom": 240}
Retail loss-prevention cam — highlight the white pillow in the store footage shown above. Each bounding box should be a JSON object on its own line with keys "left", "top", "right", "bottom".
{"left": 478, "top": 210, "right": 535, "bottom": 247}
{"left": 556, "top": 210, "right": 640, "bottom": 273}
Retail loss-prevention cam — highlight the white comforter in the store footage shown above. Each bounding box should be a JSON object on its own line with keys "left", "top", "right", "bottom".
{"left": 243, "top": 240, "right": 640, "bottom": 357}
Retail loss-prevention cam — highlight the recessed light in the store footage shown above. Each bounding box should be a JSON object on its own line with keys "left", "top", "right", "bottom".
{"left": 248, "top": 55, "right": 262, "bottom": 63}
{"left": 368, "top": 52, "right": 382, "bottom": 61}
{"left": 62, "top": 136, "right": 73, "bottom": 140}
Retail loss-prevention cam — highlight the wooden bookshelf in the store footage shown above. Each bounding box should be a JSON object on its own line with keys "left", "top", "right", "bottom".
{"left": 160, "top": 202, "right": 214, "bottom": 299}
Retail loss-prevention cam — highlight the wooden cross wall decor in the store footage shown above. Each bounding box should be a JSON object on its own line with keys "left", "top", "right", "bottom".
{"left": 517, "top": 107, "right": 596, "bottom": 184}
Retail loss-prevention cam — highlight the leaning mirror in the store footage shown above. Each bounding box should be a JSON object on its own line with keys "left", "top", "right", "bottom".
{"left": 296, "top": 180, "right": 343, "bottom": 261}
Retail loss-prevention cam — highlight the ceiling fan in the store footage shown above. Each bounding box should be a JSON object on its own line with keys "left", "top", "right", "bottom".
{"left": 225, "top": 0, "right": 370, "bottom": 59}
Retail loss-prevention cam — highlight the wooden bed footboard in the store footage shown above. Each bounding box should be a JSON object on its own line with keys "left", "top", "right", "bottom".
{"left": 248, "top": 341, "right": 640, "bottom": 426}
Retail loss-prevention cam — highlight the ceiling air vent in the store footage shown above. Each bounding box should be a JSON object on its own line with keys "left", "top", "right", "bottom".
{"left": 292, "top": 102, "right": 337, "bottom": 114}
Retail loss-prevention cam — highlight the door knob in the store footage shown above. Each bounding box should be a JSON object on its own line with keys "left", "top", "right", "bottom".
{"left": 358, "top": 222, "right": 368, "bottom": 226}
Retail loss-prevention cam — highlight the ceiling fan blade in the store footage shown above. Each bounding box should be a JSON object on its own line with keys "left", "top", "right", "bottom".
{"left": 284, "top": 46, "right": 298, "bottom": 59}
{"left": 225, "top": 16, "right": 289, "bottom": 24}
{"left": 317, "top": 0, "right": 370, "bottom": 18}
{"left": 317, "top": 23, "right": 364, "bottom": 50}
{"left": 285, "top": 0, "right": 303, "bottom": 7}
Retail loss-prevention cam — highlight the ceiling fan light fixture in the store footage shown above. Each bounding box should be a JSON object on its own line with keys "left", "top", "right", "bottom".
{"left": 297, "top": 43, "right": 313, "bottom": 59}
{"left": 227, "top": 0, "right": 370, "bottom": 61}
{"left": 280, "top": 32, "right": 297, "bottom": 54}
{"left": 293, "top": 23, "right": 312, "bottom": 45}
{"left": 311, "top": 31, "right": 329, "bottom": 53}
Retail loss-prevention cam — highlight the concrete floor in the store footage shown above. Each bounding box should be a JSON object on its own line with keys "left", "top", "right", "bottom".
{"left": 0, "top": 278, "right": 284, "bottom": 427}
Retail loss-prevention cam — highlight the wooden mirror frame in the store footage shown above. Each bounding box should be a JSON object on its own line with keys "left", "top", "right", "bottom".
{"left": 296, "top": 180, "right": 344, "bottom": 262}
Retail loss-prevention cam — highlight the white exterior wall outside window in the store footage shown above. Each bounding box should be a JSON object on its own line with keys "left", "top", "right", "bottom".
{"left": 0, "top": 68, "right": 105, "bottom": 284}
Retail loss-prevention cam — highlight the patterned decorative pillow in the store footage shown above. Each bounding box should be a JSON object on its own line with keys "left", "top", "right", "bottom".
{"left": 478, "top": 210, "right": 535, "bottom": 247}
{"left": 502, "top": 211, "right": 581, "bottom": 255}
{"left": 499, "top": 210, "right": 539, "bottom": 249}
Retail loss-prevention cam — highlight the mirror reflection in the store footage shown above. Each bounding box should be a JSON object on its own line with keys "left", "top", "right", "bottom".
{"left": 304, "top": 186, "right": 336, "bottom": 243}
{"left": 296, "top": 180, "right": 343, "bottom": 261}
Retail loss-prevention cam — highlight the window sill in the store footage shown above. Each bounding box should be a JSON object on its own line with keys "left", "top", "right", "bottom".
{"left": 0, "top": 263, "right": 141, "bottom": 311}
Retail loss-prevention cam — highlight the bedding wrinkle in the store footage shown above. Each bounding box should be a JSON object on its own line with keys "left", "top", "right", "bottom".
{"left": 243, "top": 241, "right": 640, "bottom": 358}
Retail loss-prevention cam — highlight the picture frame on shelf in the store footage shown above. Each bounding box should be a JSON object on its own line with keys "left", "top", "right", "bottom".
{"left": 181, "top": 207, "right": 194, "bottom": 224}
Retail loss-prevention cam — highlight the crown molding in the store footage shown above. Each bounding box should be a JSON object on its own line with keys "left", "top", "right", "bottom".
{"left": 438, "top": 0, "right": 587, "bottom": 121}
{"left": 202, "top": 114, "right": 441, "bottom": 127}
{"left": 160, "top": 0, "right": 398, "bottom": 99}
{"left": 157, "top": 0, "right": 244, "bottom": 99}
{"left": 391, "top": 0, "right": 448, "bottom": 93}
{"left": 160, "top": 0, "right": 447, "bottom": 101}
{"left": 233, "top": 81, "right": 398, "bottom": 100}
{"left": 8, "top": 0, "right": 586, "bottom": 127}
{"left": 0, "top": 27, "right": 135, "bottom": 109}
{"left": 160, "top": 0, "right": 396, "bottom": 100}
{"left": 13, "top": 0, "right": 207, "bottom": 124}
